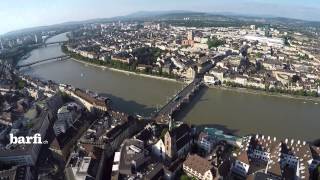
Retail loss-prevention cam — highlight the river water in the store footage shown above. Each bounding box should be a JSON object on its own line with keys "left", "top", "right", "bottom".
{"left": 19, "top": 33, "right": 319, "bottom": 141}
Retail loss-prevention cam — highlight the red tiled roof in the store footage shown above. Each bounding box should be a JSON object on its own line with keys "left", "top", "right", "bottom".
{"left": 183, "top": 154, "right": 214, "bottom": 175}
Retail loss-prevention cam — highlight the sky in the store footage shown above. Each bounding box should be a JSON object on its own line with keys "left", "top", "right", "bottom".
{"left": 0, "top": 0, "right": 319, "bottom": 35}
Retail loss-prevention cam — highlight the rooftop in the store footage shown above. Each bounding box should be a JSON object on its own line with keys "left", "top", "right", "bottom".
{"left": 183, "top": 154, "right": 214, "bottom": 175}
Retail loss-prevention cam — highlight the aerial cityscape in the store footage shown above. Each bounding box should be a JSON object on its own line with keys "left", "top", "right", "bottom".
{"left": 0, "top": 0, "right": 320, "bottom": 180}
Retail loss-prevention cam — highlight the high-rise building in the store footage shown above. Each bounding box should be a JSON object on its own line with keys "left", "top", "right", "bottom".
{"left": 0, "top": 39, "right": 4, "bottom": 50}
{"left": 34, "top": 34, "right": 38, "bottom": 43}
{"left": 187, "top": 30, "right": 194, "bottom": 41}
{"left": 250, "top": 25, "right": 256, "bottom": 30}
{"left": 8, "top": 40, "right": 13, "bottom": 48}
{"left": 264, "top": 25, "right": 271, "bottom": 37}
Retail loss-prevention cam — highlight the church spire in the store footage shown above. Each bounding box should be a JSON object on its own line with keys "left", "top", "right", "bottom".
{"left": 169, "top": 115, "right": 173, "bottom": 131}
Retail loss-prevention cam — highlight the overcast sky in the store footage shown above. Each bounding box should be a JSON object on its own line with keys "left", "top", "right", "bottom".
{"left": 0, "top": 0, "right": 319, "bottom": 35}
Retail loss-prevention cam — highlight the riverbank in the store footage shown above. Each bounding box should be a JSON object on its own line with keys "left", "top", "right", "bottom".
{"left": 70, "top": 58, "right": 183, "bottom": 83}
{"left": 207, "top": 84, "right": 320, "bottom": 103}
{"left": 20, "top": 31, "right": 320, "bottom": 141}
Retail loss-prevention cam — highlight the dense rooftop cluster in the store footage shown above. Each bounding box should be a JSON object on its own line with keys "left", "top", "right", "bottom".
{"left": 65, "top": 22, "right": 320, "bottom": 97}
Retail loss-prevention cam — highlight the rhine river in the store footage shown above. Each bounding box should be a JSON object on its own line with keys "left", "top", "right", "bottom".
{"left": 19, "top": 33, "right": 319, "bottom": 141}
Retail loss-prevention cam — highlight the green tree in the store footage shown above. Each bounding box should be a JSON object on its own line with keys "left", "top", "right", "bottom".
{"left": 132, "top": 47, "right": 162, "bottom": 65}
{"left": 256, "top": 52, "right": 263, "bottom": 58}
{"left": 62, "top": 45, "right": 178, "bottom": 79}
{"left": 58, "top": 91, "right": 73, "bottom": 103}
{"left": 207, "top": 37, "right": 225, "bottom": 49}
{"left": 16, "top": 80, "right": 26, "bottom": 89}
{"left": 180, "top": 175, "right": 189, "bottom": 180}
{"left": 180, "top": 175, "right": 196, "bottom": 180}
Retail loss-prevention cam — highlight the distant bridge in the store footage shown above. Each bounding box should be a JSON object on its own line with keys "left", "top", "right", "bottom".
{"left": 17, "top": 55, "right": 70, "bottom": 68}
{"left": 153, "top": 78, "right": 203, "bottom": 124}
{"left": 45, "top": 41, "right": 67, "bottom": 45}
{"left": 42, "top": 41, "right": 67, "bottom": 47}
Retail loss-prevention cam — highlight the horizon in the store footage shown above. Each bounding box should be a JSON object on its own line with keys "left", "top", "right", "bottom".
{"left": 1, "top": 1, "right": 320, "bottom": 178}
{"left": 1, "top": 0, "right": 320, "bottom": 35}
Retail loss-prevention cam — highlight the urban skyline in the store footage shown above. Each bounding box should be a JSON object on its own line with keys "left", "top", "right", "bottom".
{"left": 1, "top": 0, "right": 320, "bottom": 35}
{"left": 1, "top": 2, "right": 320, "bottom": 179}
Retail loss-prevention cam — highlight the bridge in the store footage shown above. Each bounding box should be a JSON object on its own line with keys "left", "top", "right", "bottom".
{"left": 153, "top": 78, "right": 203, "bottom": 124}
{"left": 28, "top": 41, "right": 68, "bottom": 48}
{"left": 40, "top": 41, "right": 68, "bottom": 47}
{"left": 44, "top": 41, "right": 66, "bottom": 46}
{"left": 151, "top": 52, "right": 230, "bottom": 124}
{"left": 17, "top": 55, "right": 70, "bottom": 68}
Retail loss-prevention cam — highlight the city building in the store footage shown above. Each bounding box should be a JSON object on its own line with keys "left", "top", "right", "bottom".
{"left": 0, "top": 165, "right": 32, "bottom": 180}
{"left": 118, "top": 139, "right": 150, "bottom": 178}
{"left": 187, "top": 31, "right": 194, "bottom": 41}
{"left": 64, "top": 88, "right": 109, "bottom": 112}
{"left": 152, "top": 137, "right": 166, "bottom": 160}
{"left": 232, "top": 134, "right": 316, "bottom": 179}
{"left": 0, "top": 110, "right": 50, "bottom": 165}
{"left": 184, "top": 66, "right": 197, "bottom": 80}
{"left": 164, "top": 123, "right": 192, "bottom": 161}
{"left": 197, "top": 132, "right": 212, "bottom": 154}
{"left": 183, "top": 154, "right": 216, "bottom": 180}
{"left": 53, "top": 102, "right": 82, "bottom": 136}
{"left": 65, "top": 144, "right": 104, "bottom": 180}
{"left": 204, "top": 74, "right": 216, "bottom": 84}
{"left": 201, "top": 128, "right": 242, "bottom": 148}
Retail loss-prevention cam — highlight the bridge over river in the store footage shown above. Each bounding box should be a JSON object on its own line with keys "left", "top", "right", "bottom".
{"left": 28, "top": 40, "right": 68, "bottom": 49}
{"left": 153, "top": 78, "right": 203, "bottom": 124}
{"left": 17, "top": 55, "right": 70, "bottom": 68}
{"left": 43, "top": 41, "right": 66, "bottom": 46}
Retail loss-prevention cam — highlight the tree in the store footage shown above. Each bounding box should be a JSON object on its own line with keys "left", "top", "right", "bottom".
{"left": 62, "top": 45, "right": 178, "bottom": 79}
{"left": 180, "top": 175, "right": 189, "bottom": 180}
{"left": 132, "top": 47, "right": 162, "bottom": 65}
{"left": 180, "top": 175, "right": 196, "bottom": 180}
{"left": 291, "top": 75, "right": 300, "bottom": 83}
{"left": 255, "top": 52, "right": 263, "bottom": 58}
{"left": 58, "top": 91, "right": 73, "bottom": 103}
{"left": 207, "top": 37, "right": 225, "bottom": 49}
{"left": 16, "top": 80, "right": 26, "bottom": 89}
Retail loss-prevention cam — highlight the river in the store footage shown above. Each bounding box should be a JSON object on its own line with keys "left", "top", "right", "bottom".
{"left": 19, "top": 33, "right": 319, "bottom": 141}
